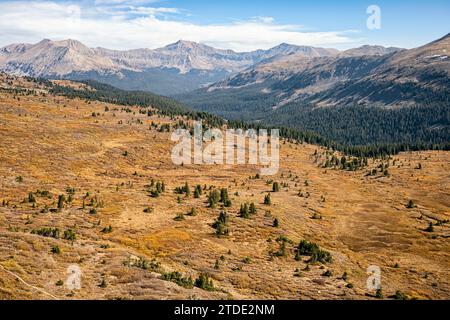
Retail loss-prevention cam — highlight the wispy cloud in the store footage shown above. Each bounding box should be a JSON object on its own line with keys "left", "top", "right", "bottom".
{"left": 94, "top": 0, "right": 162, "bottom": 5}
{"left": 0, "top": 1, "right": 359, "bottom": 51}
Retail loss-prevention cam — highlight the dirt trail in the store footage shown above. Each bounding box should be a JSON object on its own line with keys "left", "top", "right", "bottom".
{"left": 0, "top": 264, "right": 59, "bottom": 300}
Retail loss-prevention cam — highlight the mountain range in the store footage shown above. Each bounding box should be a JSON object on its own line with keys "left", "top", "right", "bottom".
{"left": 1, "top": 38, "right": 396, "bottom": 96}
{"left": 179, "top": 34, "right": 449, "bottom": 114}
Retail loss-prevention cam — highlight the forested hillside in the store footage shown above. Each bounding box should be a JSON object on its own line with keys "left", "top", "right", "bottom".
{"left": 177, "top": 34, "right": 450, "bottom": 152}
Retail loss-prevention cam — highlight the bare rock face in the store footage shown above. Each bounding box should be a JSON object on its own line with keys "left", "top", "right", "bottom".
{"left": 340, "top": 45, "right": 403, "bottom": 57}
{"left": 0, "top": 38, "right": 344, "bottom": 95}
{"left": 0, "top": 39, "right": 118, "bottom": 76}
{"left": 0, "top": 38, "right": 340, "bottom": 77}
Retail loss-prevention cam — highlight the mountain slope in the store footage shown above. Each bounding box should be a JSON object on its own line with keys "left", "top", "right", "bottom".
{"left": 312, "top": 33, "right": 450, "bottom": 107}
{"left": 177, "top": 34, "right": 450, "bottom": 147}
{"left": 179, "top": 35, "right": 448, "bottom": 111}
{"left": 0, "top": 39, "right": 338, "bottom": 95}
{"left": 0, "top": 39, "right": 117, "bottom": 76}
{"left": 341, "top": 45, "right": 403, "bottom": 57}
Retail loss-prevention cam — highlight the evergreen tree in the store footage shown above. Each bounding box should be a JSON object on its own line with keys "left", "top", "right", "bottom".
{"left": 195, "top": 273, "right": 214, "bottom": 291}
{"left": 57, "top": 194, "right": 65, "bottom": 209}
{"left": 249, "top": 202, "right": 257, "bottom": 214}
{"left": 194, "top": 187, "right": 201, "bottom": 198}
{"left": 212, "top": 211, "right": 230, "bottom": 237}
{"left": 264, "top": 194, "right": 271, "bottom": 205}
{"left": 220, "top": 188, "right": 229, "bottom": 204}
{"left": 184, "top": 182, "right": 191, "bottom": 196}
{"left": 28, "top": 192, "right": 36, "bottom": 203}
{"left": 208, "top": 190, "right": 220, "bottom": 208}
{"left": 273, "top": 218, "right": 279, "bottom": 228}
{"left": 406, "top": 200, "right": 415, "bottom": 208}
{"left": 188, "top": 207, "right": 197, "bottom": 216}
{"left": 272, "top": 182, "right": 280, "bottom": 192}
{"left": 239, "top": 203, "right": 250, "bottom": 218}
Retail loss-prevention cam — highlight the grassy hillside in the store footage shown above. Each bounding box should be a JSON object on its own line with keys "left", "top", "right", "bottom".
{"left": 0, "top": 74, "right": 449, "bottom": 300}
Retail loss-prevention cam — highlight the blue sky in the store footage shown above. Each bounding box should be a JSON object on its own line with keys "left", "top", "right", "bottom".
{"left": 0, "top": 0, "right": 448, "bottom": 50}
{"left": 173, "top": 0, "right": 450, "bottom": 46}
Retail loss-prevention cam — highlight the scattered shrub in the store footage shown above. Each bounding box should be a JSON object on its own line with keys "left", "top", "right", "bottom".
{"left": 264, "top": 194, "right": 271, "bottom": 205}
{"left": 161, "top": 271, "right": 194, "bottom": 289}
{"left": 392, "top": 290, "right": 408, "bottom": 300}
{"left": 195, "top": 273, "right": 215, "bottom": 291}
{"left": 63, "top": 229, "right": 76, "bottom": 241}
{"left": 375, "top": 288, "right": 384, "bottom": 299}
{"left": 101, "top": 225, "right": 113, "bottom": 233}
{"left": 51, "top": 245, "right": 61, "bottom": 254}
{"left": 31, "top": 227, "right": 60, "bottom": 239}
{"left": 187, "top": 208, "right": 197, "bottom": 216}
{"left": 212, "top": 212, "right": 230, "bottom": 237}
{"left": 272, "top": 182, "right": 280, "bottom": 192}
{"left": 273, "top": 218, "right": 279, "bottom": 228}
{"left": 57, "top": 194, "right": 66, "bottom": 209}
{"left": 174, "top": 213, "right": 185, "bottom": 221}
{"left": 295, "top": 240, "right": 332, "bottom": 263}
{"left": 406, "top": 200, "right": 416, "bottom": 208}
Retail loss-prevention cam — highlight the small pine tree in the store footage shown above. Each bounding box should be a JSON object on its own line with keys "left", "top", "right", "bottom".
{"left": 188, "top": 207, "right": 197, "bottom": 216}
{"left": 99, "top": 279, "right": 107, "bottom": 288}
{"left": 183, "top": 182, "right": 191, "bottom": 196}
{"left": 272, "top": 182, "right": 280, "bottom": 192}
{"left": 239, "top": 203, "right": 250, "bottom": 218}
{"left": 264, "top": 194, "right": 271, "bottom": 205}
{"left": 322, "top": 270, "right": 332, "bottom": 277}
{"left": 375, "top": 288, "right": 383, "bottom": 299}
{"left": 273, "top": 218, "right": 279, "bottom": 228}
{"left": 393, "top": 290, "right": 407, "bottom": 300}
{"left": 212, "top": 212, "right": 230, "bottom": 237}
{"left": 208, "top": 190, "right": 220, "bottom": 208}
{"left": 156, "top": 181, "right": 163, "bottom": 194}
{"left": 195, "top": 273, "right": 214, "bottom": 291}
{"left": 102, "top": 225, "right": 113, "bottom": 233}
{"left": 220, "top": 188, "right": 229, "bottom": 203}
{"left": 406, "top": 200, "right": 415, "bottom": 208}
{"left": 51, "top": 245, "right": 61, "bottom": 254}
{"left": 63, "top": 229, "right": 76, "bottom": 241}
{"left": 28, "top": 192, "right": 36, "bottom": 203}
{"left": 194, "top": 187, "right": 201, "bottom": 198}
{"left": 174, "top": 213, "right": 185, "bottom": 221}
{"left": 249, "top": 202, "right": 257, "bottom": 215}
{"left": 57, "top": 194, "right": 65, "bottom": 209}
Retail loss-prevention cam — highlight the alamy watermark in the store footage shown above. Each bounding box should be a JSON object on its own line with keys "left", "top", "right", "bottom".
{"left": 367, "top": 5, "right": 381, "bottom": 30}
{"left": 66, "top": 264, "right": 82, "bottom": 290}
{"left": 171, "top": 121, "right": 280, "bottom": 175}
{"left": 366, "top": 265, "right": 381, "bottom": 290}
